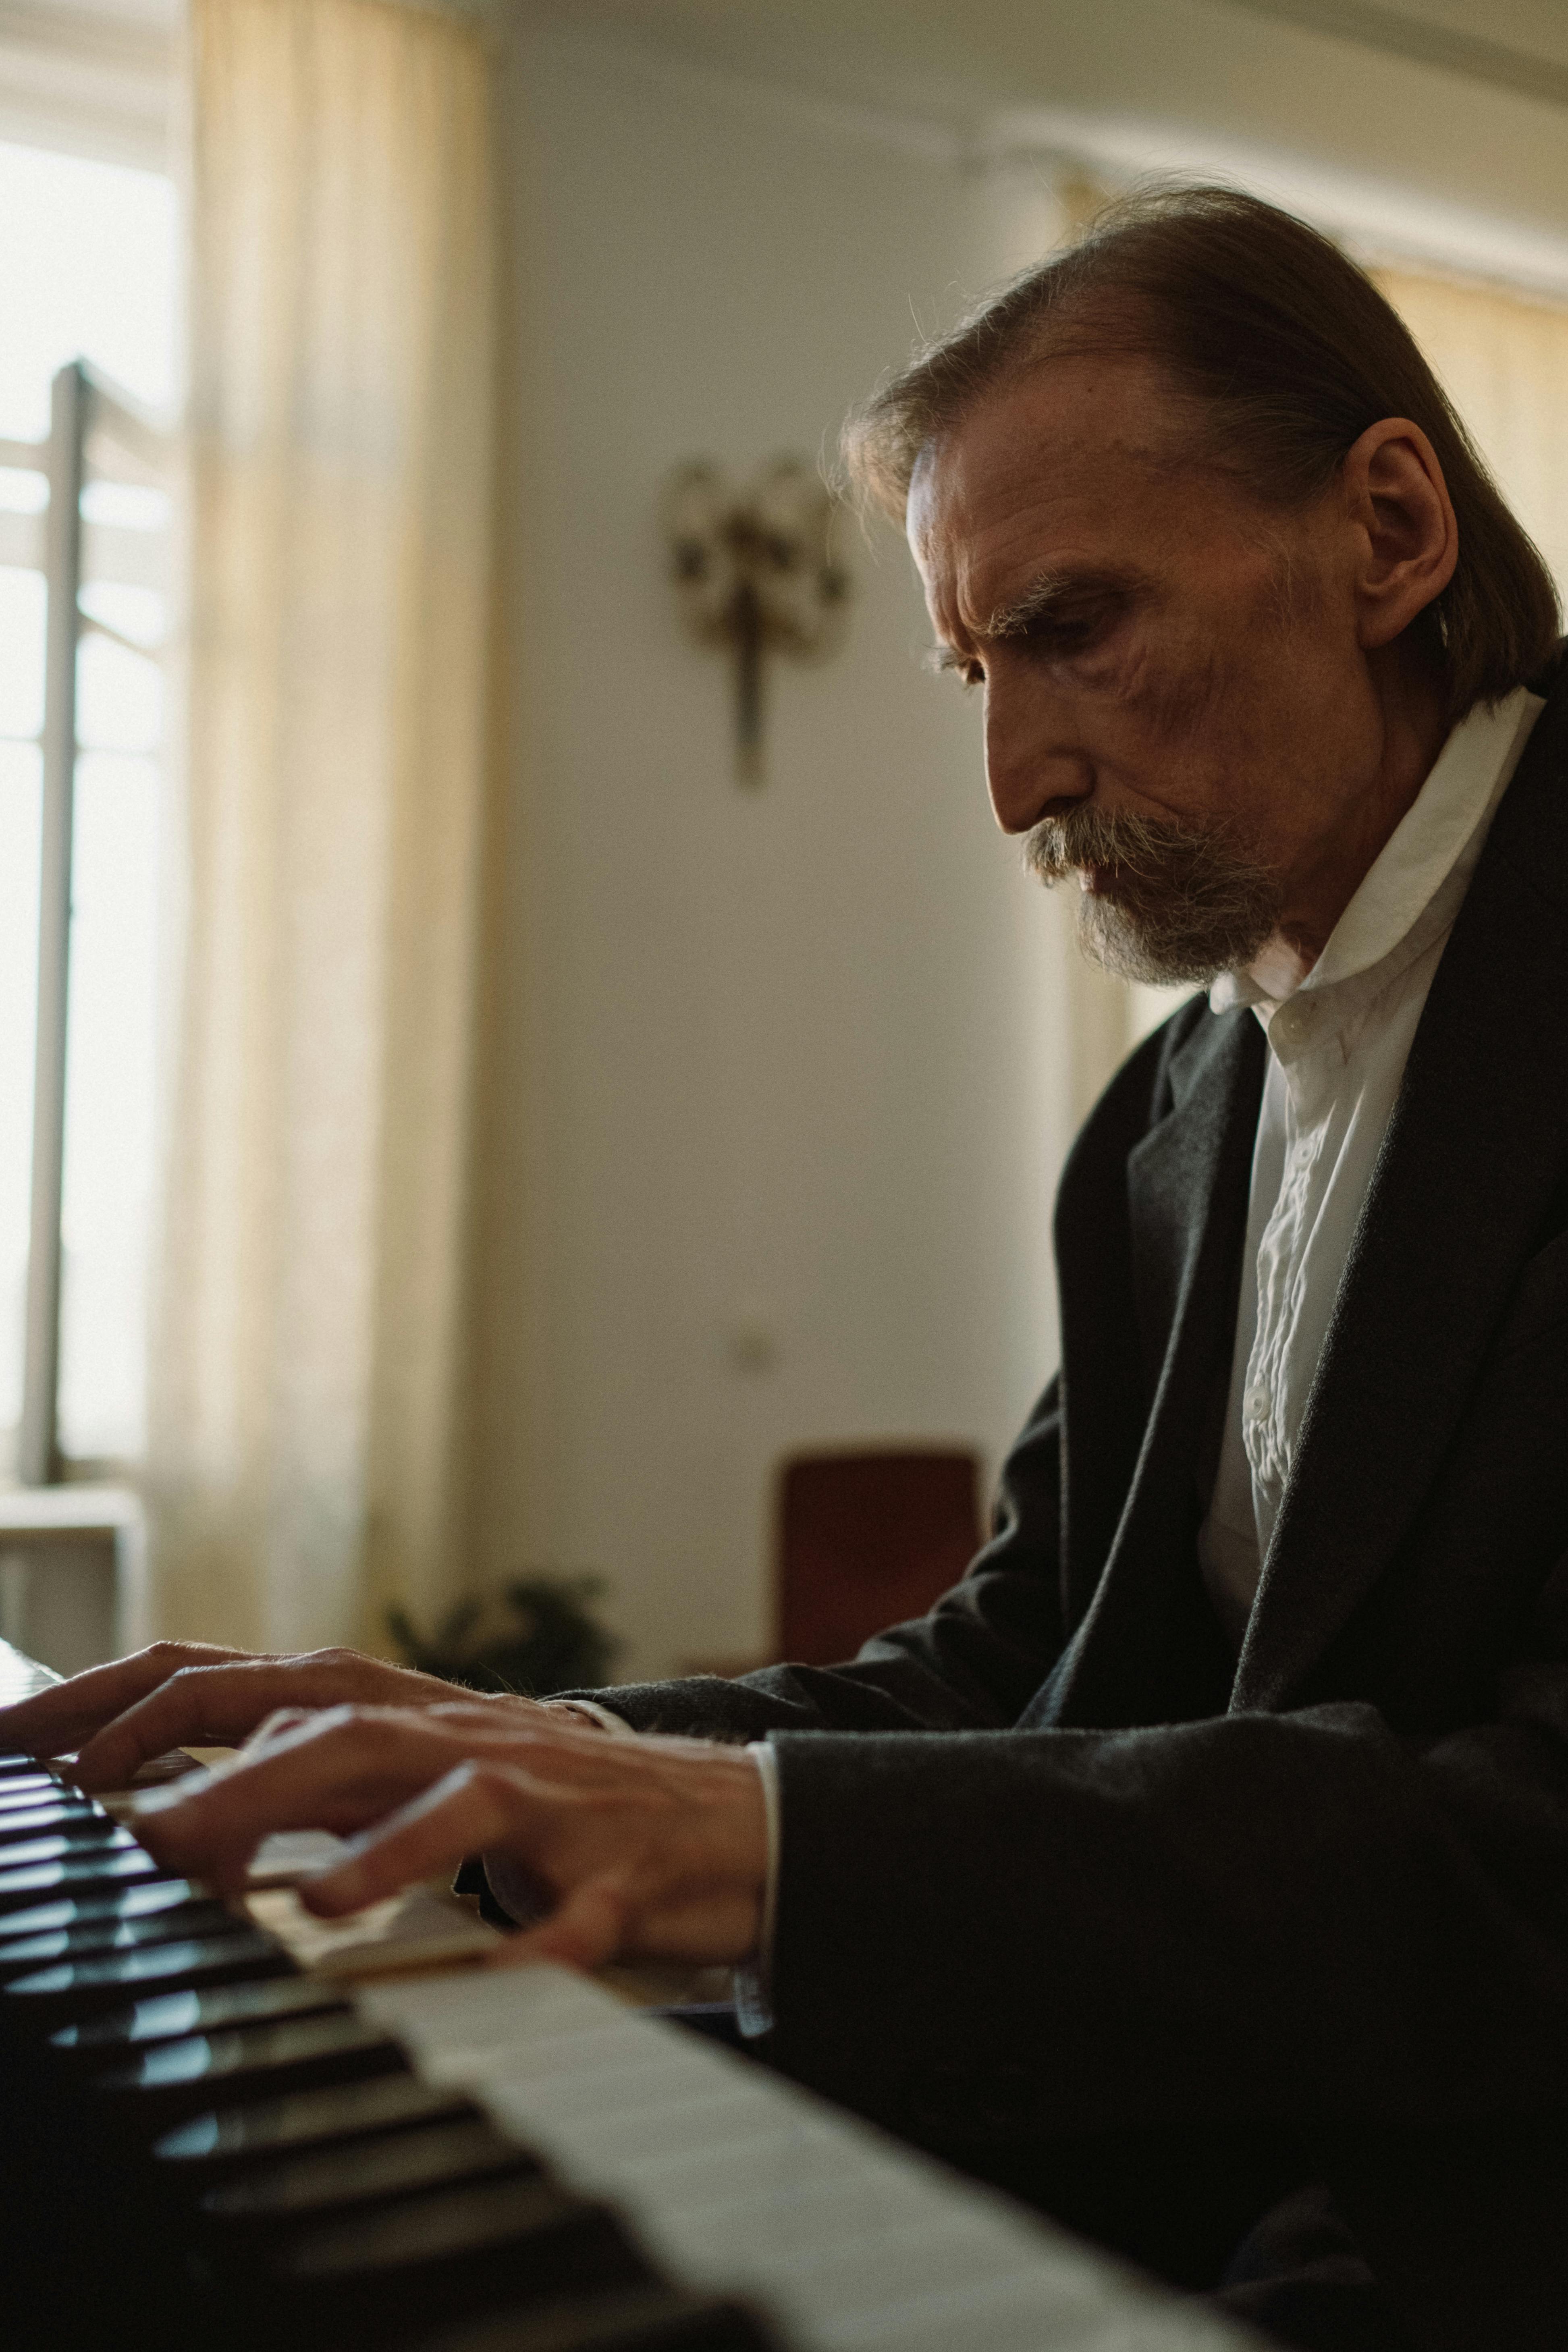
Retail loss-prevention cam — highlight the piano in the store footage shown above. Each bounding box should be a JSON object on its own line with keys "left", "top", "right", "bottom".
{"left": 0, "top": 1641, "right": 1251, "bottom": 2352}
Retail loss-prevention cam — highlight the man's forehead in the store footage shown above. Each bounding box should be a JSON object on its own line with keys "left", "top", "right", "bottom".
{"left": 908, "top": 353, "right": 1194, "bottom": 627}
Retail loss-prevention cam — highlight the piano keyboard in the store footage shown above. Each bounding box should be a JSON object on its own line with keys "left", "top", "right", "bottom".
{"left": 0, "top": 1650, "right": 1254, "bottom": 2352}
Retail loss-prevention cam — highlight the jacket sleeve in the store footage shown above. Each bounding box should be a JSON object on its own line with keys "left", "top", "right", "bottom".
{"left": 758, "top": 1547, "right": 1568, "bottom": 2162}
{"left": 555, "top": 1374, "right": 1071, "bottom": 1742}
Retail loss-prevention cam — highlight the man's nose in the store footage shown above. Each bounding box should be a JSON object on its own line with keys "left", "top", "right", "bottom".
{"left": 984, "top": 679, "right": 1091, "bottom": 835}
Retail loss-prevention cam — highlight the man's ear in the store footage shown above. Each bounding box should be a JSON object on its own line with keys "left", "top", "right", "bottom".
{"left": 1343, "top": 417, "right": 1458, "bottom": 650}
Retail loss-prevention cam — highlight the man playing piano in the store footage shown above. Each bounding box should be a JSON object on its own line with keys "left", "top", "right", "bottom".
{"left": 7, "top": 188, "right": 1568, "bottom": 2352}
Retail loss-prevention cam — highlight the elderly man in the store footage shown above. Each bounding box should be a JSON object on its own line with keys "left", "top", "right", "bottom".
{"left": 6, "top": 188, "right": 1567, "bottom": 2352}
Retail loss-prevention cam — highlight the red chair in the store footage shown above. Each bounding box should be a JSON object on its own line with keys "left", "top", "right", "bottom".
{"left": 775, "top": 1447, "right": 984, "bottom": 1666}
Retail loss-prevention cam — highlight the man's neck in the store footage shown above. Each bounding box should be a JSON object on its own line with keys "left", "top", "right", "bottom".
{"left": 1269, "top": 647, "right": 1451, "bottom": 975}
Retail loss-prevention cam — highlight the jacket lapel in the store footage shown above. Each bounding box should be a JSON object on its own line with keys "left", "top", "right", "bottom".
{"left": 1028, "top": 1006, "right": 1263, "bottom": 1729}
{"left": 1236, "top": 675, "right": 1568, "bottom": 1709}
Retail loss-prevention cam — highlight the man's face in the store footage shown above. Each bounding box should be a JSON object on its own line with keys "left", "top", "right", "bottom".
{"left": 908, "top": 352, "right": 1389, "bottom": 982}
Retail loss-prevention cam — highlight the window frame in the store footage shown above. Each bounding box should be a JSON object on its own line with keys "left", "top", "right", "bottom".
{"left": 12, "top": 359, "right": 171, "bottom": 1485}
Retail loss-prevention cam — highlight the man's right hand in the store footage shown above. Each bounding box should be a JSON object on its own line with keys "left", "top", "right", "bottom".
{"left": 0, "top": 1642, "right": 562, "bottom": 1791}
{"left": 125, "top": 1700, "right": 767, "bottom": 1972}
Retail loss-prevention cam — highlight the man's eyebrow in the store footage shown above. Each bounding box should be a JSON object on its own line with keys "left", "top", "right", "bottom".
{"left": 924, "top": 567, "right": 1151, "bottom": 675}
{"left": 982, "top": 566, "right": 1145, "bottom": 640}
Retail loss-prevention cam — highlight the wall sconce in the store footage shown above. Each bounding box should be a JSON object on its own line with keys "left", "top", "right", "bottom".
{"left": 664, "top": 457, "right": 850, "bottom": 785}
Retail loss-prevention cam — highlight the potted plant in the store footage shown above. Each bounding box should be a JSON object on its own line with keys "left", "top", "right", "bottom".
{"left": 386, "top": 1573, "right": 619, "bottom": 1698}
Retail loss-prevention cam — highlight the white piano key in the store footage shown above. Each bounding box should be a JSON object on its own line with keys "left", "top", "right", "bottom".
{"left": 246, "top": 1882, "right": 499, "bottom": 1976}
{"left": 537, "top": 2106, "right": 868, "bottom": 2192}
{"left": 245, "top": 1827, "right": 350, "bottom": 1885}
{"left": 361, "top": 1964, "right": 1259, "bottom": 2352}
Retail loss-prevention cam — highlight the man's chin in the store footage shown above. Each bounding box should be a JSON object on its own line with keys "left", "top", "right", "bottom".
{"left": 1026, "top": 817, "right": 1282, "bottom": 984}
{"left": 1075, "top": 889, "right": 1234, "bottom": 988}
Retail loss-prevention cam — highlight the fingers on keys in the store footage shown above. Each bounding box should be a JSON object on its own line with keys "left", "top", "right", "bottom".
{"left": 302, "top": 1759, "right": 541, "bottom": 1917}
{"left": 127, "top": 1705, "right": 467, "bottom": 1885}
{"left": 69, "top": 1646, "right": 461, "bottom": 1791}
{"left": 0, "top": 1640, "right": 251, "bottom": 1762}
{"left": 297, "top": 1738, "right": 766, "bottom": 1972}
{"left": 299, "top": 1758, "right": 636, "bottom": 1971}
{"left": 105, "top": 1696, "right": 765, "bottom": 1971}
{"left": 0, "top": 1634, "right": 587, "bottom": 1784}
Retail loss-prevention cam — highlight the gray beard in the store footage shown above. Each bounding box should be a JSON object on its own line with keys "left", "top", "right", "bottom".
{"left": 1020, "top": 803, "right": 1284, "bottom": 986}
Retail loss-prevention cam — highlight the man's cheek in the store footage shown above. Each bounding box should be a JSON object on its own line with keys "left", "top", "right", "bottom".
{"left": 1127, "top": 636, "right": 1229, "bottom": 747}
{"left": 1075, "top": 622, "right": 1196, "bottom": 729}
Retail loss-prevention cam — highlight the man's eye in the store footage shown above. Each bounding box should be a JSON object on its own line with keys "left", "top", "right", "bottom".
{"left": 1028, "top": 617, "right": 1098, "bottom": 658}
{"left": 1030, "top": 602, "right": 1124, "bottom": 658}
{"left": 957, "top": 659, "right": 986, "bottom": 691}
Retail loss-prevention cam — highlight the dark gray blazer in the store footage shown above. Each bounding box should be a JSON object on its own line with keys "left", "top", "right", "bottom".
{"left": 575, "top": 657, "right": 1568, "bottom": 2349}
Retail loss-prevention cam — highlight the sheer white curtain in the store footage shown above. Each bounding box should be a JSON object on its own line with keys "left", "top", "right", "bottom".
{"left": 147, "top": 0, "right": 501, "bottom": 1651}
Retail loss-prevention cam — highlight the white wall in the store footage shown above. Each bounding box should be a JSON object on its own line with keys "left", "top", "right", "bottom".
{"left": 474, "top": 26, "right": 1083, "bottom": 1679}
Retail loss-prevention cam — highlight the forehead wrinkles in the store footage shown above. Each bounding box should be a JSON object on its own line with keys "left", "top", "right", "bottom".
{"left": 912, "top": 372, "right": 1195, "bottom": 638}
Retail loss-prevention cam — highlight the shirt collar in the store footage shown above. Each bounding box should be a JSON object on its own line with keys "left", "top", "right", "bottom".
{"left": 1209, "top": 684, "right": 1544, "bottom": 1030}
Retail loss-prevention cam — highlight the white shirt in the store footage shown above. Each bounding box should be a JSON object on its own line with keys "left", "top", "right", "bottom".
{"left": 1198, "top": 685, "right": 1543, "bottom": 1644}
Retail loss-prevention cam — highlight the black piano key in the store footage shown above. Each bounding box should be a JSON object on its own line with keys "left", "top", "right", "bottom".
{"left": 0, "top": 1903, "right": 239, "bottom": 1985}
{"left": 0, "top": 1819, "right": 111, "bottom": 1860}
{"left": 0, "top": 1802, "right": 106, "bottom": 1841}
{"left": 0, "top": 1875, "right": 201, "bottom": 1939}
{"left": 417, "top": 2285, "right": 785, "bottom": 2352}
{"left": 1, "top": 1893, "right": 232, "bottom": 1958}
{"left": 0, "top": 1733, "right": 773, "bottom": 2352}
{"left": 268, "top": 2173, "right": 652, "bottom": 2345}
{"left": 201, "top": 2115, "right": 538, "bottom": 2234}
{"left": 0, "top": 1825, "right": 135, "bottom": 1868}
{"left": 5, "top": 1929, "right": 289, "bottom": 2026}
{"left": 153, "top": 2070, "right": 478, "bottom": 2179}
{"left": 0, "top": 1845, "right": 174, "bottom": 1912}
{"left": 53, "top": 1969, "right": 348, "bottom": 2053}
{"left": 93, "top": 2008, "right": 405, "bottom": 2123}
{"left": 0, "top": 1776, "right": 73, "bottom": 1809}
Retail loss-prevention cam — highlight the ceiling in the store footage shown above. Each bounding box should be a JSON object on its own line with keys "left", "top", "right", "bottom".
{"left": 550, "top": 0, "right": 1568, "bottom": 114}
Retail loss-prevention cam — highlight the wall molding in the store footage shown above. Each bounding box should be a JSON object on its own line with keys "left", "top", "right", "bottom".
{"left": 1220, "top": 0, "right": 1568, "bottom": 115}
{"left": 527, "top": 12, "right": 968, "bottom": 170}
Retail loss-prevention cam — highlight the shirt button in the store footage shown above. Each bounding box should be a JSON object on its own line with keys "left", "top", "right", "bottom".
{"left": 1245, "top": 1385, "right": 1269, "bottom": 1420}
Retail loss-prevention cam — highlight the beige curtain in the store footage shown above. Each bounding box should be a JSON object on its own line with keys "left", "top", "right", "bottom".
{"left": 1376, "top": 267, "right": 1568, "bottom": 600}
{"left": 147, "top": 0, "right": 501, "bottom": 1653}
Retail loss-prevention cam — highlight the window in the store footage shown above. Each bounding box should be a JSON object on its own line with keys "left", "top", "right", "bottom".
{"left": 0, "top": 139, "right": 178, "bottom": 1481}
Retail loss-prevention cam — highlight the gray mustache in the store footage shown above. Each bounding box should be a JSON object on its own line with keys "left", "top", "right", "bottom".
{"left": 1022, "top": 804, "right": 1218, "bottom": 886}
